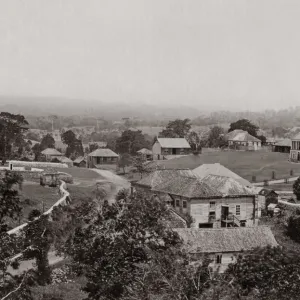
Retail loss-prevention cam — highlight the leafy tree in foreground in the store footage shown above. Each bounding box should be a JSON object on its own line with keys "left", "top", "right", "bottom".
{"left": 228, "top": 119, "right": 259, "bottom": 137}
{"left": 65, "top": 193, "right": 209, "bottom": 300}
{"left": 224, "top": 246, "right": 300, "bottom": 300}
{"left": 293, "top": 177, "right": 300, "bottom": 200}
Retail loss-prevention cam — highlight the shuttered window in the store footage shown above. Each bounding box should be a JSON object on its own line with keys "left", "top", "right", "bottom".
{"left": 236, "top": 205, "right": 241, "bottom": 216}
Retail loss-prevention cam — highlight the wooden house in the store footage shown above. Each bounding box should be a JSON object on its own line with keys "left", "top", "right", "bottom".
{"left": 174, "top": 227, "right": 278, "bottom": 272}
{"left": 152, "top": 138, "right": 191, "bottom": 160}
{"left": 87, "top": 148, "right": 119, "bottom": 168}
{"left": 290, "top": 133, "right": 300, "bottom": 162}
{"left": 152, "top": 174, "right": 258, "bottom": 228}
{"left": 133, "top": 167, "right": 259, "bottom": 229}
{"left": 272, "top": 139, "right": 291, "bottom": 153}
{"left": 73, "top": 156, "right": 87, "bottom": 168}
{"left": 41, "top": 148, "right": 63, "bottom": 161}
{"left": 226, "top": 130, "right": 261, "bottom": 151}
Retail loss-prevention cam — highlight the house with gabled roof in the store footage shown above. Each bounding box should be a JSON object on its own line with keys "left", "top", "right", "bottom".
{"left": 137, "top": 148, "right": 153, "bottom": 161}
{"left": 273, "top": 138, "right": 291, "bottom": 153}
{"left": 226, "top": 130, "right": 261, "bottom": 151}
{"left": 152, "top": 174, "right": 258, "bottom": 228}
{"left": 87, "top": 148, "right": 119, "bottom": 168}
{"left": 290, "top": 133, "right": 300, "bottom": 162}
{"left": 175, "top": 226, "right": 278, "bottom": 272}
{"left": 152, "top": 138, "right": 191, "bottom": 160}
{"left": 41, "top": 148, "right": 63, "bottom": 161}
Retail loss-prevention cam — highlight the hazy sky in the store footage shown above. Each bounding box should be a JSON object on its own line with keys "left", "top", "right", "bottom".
{"left": 1, "top": 0, "right": 300, "bottom": 111}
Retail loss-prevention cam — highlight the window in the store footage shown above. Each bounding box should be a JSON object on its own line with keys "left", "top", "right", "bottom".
{"left": 209, "top": 201, "right": 216, "bottom": 209}
{"left": 209, "top": 211, "right": 216, "bottom": 221}
{"left": 236, "top": 205, "right": 241, "bottom": 216}
{"left": 216, "top": 254, "right": 222, "bottom": 264}
{"left": 183, "top": 200, "right": 187, "bottom": 209}
{"left": 176, "top": 200, "right": 180, "bottom": 207}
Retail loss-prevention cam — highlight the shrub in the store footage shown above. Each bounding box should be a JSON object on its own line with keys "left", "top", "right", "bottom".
{"left": 293, "top": 177, "right": 300, "bottom": 200}
{"left": 287, "top": 211, "right": 300, "bottom": 243}
{"left": 28, "top": 208, "right": 42, "bottom": 221}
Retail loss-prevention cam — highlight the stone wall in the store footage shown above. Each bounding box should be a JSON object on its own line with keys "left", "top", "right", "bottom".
{"left": 0, "top": 169, "right": 42, "bottom": 183}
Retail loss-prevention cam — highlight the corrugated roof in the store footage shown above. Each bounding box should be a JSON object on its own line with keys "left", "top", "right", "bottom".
{"left": 157, "top": 138, "right": 191, "bottom": 148}
{"left": 41, "top": 148, "right": 62, "bottom": 156}
{"left": 134, "top": 169, "right": 195, "bottom": 189}
{"left": 137, "top": 148, "right": 153, "bottom": 155}
{"left": 174, "top": 227, "right": 278, "bottom": 253}
{"left": 193, "top": 163, "right": 252, "bottom": 187}
{"left": 88, "top": 148, "right": 119, "bottom": 157}
{"left": 226, "top": 130, "right": 260, "bottom": 142}
{"left": 274, "top": 139, "right": 291, "bottom": 147}
{"left": 152, "top": 174, "right": 254, "bottom": 199}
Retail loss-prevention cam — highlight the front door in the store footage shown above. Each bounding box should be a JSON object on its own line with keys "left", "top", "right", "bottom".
{"left": 172, "top": 148, "right": 176, "bottom": 155}
{"left": 298, "top": 152, "right": 300, "bottom": 161}
{"left": 221, "top": 206, "right": 229, "bottom": 220}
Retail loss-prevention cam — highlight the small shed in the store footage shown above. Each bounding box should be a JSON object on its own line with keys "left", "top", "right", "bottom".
{"left": 73, "top": 156, "right": 87, "bottom": 168}
{"left": 272, "top": 139, "right": 291, "bottom": 153}
{"left": 137, "top": 148, "right": 153, "bottom": 161}
{"left": 258, "top": 188, "right": 279, "bottom": 210}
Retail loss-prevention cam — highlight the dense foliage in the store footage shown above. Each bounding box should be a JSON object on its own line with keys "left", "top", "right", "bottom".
{"left": 293, "top": 177, "right": 300, "bottom": 200}
{"left": 115, "top": 130, "right": 151, "bottom": 155}
{"left": 228, "top": 119, "right": 259, "bottom": 137}
{"left": 159, "top": 118, "right": 191, "bottom": 138}
{"left": 61, "top": 130, "right": 84, "bottom": 158}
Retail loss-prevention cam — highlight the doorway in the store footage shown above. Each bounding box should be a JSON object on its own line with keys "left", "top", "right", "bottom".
{"left": 221, "top": 205, "right": 229, "bottom": 220}
{"left": 172, "top": 148, "right": 176, "bottom": 155}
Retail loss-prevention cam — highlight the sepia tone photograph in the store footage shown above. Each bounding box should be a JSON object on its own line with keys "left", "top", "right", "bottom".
{"left": 1, "top": 1, "right": 300, "bottom": 299}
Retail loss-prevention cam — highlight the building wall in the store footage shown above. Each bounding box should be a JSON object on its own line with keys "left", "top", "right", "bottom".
{"left": 152, "top": 141, "right": 162, "bottom": 160}
{"left": 189, "top": 196, "right": 256, "bottom": 228}
{"left": 88, "top": 156, "right": 118, "bottom": 166}
{"left": 228, "top": 140, "right": 261, "bottom": 151}
{"left": 290, "top": 150, "right": 300, "bottom": 162}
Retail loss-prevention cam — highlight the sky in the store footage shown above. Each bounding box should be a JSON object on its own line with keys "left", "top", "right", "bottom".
{"left": 1, "top": 0, "right": 300, "bottom": 111}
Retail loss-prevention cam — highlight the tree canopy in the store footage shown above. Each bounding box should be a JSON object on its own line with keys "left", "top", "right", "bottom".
{"left": 115, "top": 130, "right": 150, "bottom": 155}
{"left": 228, "top": 119, "right": 259, "bottom": 137}
{"left": 0, "top": 112, "right": 29, "bottom": 160}
{"left": 61, "top": 130, "right": 84, "bottom": 158}
{"left": 40, "top": 134, "right": 55, "bottom": 150}
{"left": 159, "top": 118, "right": 191, "bottom": 138}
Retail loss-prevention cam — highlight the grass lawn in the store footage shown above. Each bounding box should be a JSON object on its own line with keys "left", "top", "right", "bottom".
{"left": 9, "top": 183, "right": 60, "bottom": 228}
{"left": 55, "top": 167, "right": 103, "bottom": 180}
{"left": 196, "top": 151, "right": 300, "bottom": 182}
{"left": 268, "top": 182, "right": 294, "bottom": 191}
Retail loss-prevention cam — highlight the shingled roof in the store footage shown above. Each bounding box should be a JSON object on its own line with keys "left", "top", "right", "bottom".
{"left": 193, "top": 163, "right": 252, "bottom": 187}
{"left": 134, "top": 169, "right": 195, "bottom": 189}
{"left": 137, "top": 148, "right": 153, "bottom": 155}
{"left": 88, "top": 148, "right": 119, "bottom": 157}
{"left": 41, "top": 148, "right": 63, "bottom": 156}
{"left": 174, "top": 226, "right": 278, "bottom": 253}
{"left": 226, "top": 130, "right": 260, "bottom": 142}
{"left": 156, "top": 138, "right": 191, "bottom": 148}
{"left": 152, "top": 174, "right": 254, "bottom": 199}
{"left": 274, "top": 139, "right": 291, "bottom": 147}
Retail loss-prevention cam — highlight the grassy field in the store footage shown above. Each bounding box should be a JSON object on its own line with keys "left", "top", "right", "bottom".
{"left": 196, "top": 150, "right": 300, "bottom": 182}
{"left": 9, "top": 183, "right": 60, "bottom": 227}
